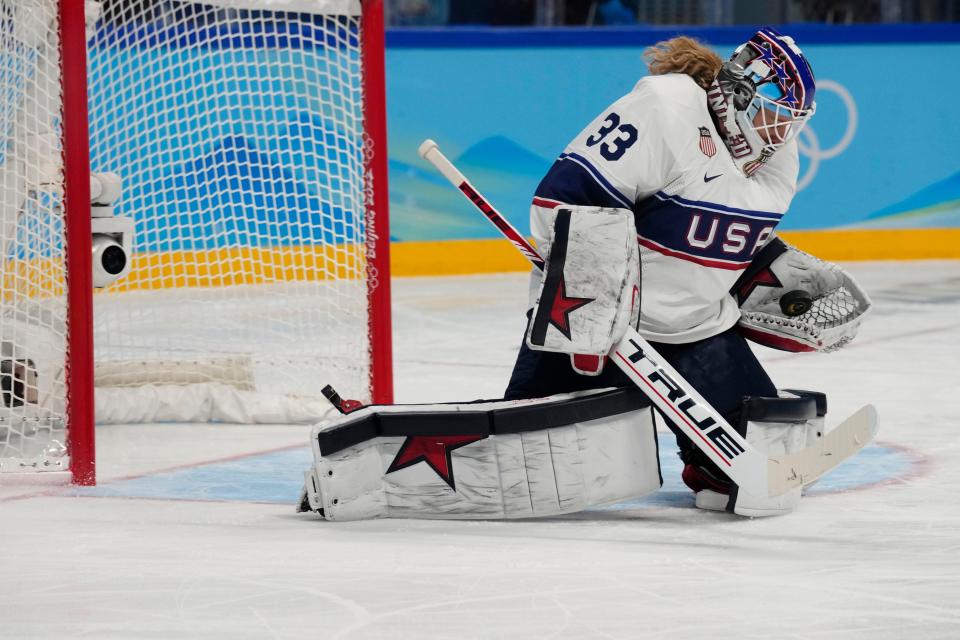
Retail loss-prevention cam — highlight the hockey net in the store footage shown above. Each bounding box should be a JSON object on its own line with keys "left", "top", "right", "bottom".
{"left": 0, "top": 0, "right": 392, "bottom": 482}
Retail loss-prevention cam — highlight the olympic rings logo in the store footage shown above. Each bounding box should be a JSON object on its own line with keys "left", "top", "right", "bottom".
{"left": 796, "top": 79, "right": 858, "bottom": 191}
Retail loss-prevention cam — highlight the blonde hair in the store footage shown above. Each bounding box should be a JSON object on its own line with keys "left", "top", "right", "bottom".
{"left": 643, "top": 37, "right": 723, "bottom": 90}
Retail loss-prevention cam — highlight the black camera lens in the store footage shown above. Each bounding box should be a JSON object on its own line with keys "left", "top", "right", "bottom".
{"left": 101, "top": 244, "right": 127, "bottom": 275}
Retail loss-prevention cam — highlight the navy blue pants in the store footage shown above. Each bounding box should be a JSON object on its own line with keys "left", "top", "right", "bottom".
{"left": 504, "top": 324, "right": 777, "bottom": 478}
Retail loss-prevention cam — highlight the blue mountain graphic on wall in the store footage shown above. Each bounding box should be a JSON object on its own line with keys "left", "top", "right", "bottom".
{"left": 135, "top": 135, "right": 356, "bottom": 251}
{"left": 456, "top": 136, "right": 550, "bottom": 177}
{"left": 125, "top": 132, "right": 554, "bottom": 246}
{"left": 857, "top": 170, "right": 960, "bottom": 228}
{"left": 388, "top": 136, "right": 551, "bottom": 241}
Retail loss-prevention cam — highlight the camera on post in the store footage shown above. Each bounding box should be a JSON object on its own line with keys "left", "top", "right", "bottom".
{"left": 90, "top": 172, "right": 134, "bottom": 288}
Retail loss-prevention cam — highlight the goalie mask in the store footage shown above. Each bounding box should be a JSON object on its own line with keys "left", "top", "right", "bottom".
{"left": 707, "top": 27, "right": 816, "bottom": 177}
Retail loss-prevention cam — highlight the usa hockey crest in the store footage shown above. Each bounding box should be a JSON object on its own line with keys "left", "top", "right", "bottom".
{"left": 698, "top": 126, "right": 717, "bottom": 157}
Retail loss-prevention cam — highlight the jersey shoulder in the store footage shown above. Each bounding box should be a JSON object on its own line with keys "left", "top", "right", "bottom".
{"left": 755, "top": 139, "right": 800, "bottom": 199}
{"left": 626, "top": 74, "right": 713, "bottom": 162}
{"left": 629, "top": 74, "right": 708, "bottom": 116}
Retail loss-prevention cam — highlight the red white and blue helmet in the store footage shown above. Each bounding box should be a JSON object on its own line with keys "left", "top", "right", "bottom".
{"left": 707, "top": 28, "right": 817, "bottom": 177}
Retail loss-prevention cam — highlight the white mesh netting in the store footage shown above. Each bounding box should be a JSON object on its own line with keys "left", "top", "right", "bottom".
{"left": 88, "top": 0, "right": 373, "bottom": 423}
{"left": 1, "top": 0, "right": 377, "bottom": 477}
{"left": 0, "top": 0, "right": 69, "bottom": 474}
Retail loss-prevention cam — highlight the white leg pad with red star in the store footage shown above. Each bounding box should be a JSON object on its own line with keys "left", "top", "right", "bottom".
{"left": 525, "top": 206, "right": 640, "bottom": 359}
{"left": 298, "top": 387, "right": 661, "bottom": 521}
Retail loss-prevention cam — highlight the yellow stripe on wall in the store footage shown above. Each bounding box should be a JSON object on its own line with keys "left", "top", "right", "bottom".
{"left": 10, "top": 228, "right": 949, "bottom": 299}
{"left": 113, "top": 246, "right": 366, "bottom": 291}
{"left": 392, "top": 229, "right": 960, "bottom": 276}
{"left": 391, "top": 239, "right": 531, "bottom": 276}
{"left": 778, "top": 228, "right": 960, "bottom": 261}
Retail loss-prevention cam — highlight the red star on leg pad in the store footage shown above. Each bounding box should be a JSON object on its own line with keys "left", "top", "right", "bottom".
{"left": 386, "top": 435, "right": 486, "bottom": 490}
{"left": 549, "top": 278, "right": 594, "bottom": 341}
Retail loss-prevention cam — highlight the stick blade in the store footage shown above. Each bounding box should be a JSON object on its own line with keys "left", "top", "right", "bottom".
{"left": 767, "top": 404, "right": 879, "bottom": 496}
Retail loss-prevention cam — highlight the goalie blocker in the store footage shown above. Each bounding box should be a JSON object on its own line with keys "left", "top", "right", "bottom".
{"left": 298, "top": 387, "right": 829, "bottom": 520}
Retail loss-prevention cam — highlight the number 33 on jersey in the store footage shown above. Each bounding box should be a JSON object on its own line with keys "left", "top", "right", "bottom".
{"left": 530, "top": 73, "right": 801, "bottom": 344}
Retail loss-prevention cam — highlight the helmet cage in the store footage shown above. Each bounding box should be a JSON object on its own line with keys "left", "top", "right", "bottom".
{"left": 711, "top": 28, "right": 817, "bottom": 176}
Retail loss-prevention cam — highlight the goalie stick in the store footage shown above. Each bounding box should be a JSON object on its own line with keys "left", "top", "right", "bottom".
{"left": 418, "top": 138, "right": 878, "bottom": 498}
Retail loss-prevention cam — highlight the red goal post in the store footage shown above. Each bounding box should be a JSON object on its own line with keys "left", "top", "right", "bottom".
{"left": 0, "top": 0, "right": 393, "bottom": 485}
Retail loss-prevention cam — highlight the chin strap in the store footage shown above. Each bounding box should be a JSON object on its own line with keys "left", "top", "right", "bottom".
{"left": 706, "top": 79, "right": 753, "bottom": 164}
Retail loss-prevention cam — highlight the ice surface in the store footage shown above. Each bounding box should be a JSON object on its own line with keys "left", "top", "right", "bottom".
{"left": 1, "top": 262, "right": 958, "bottom": 639}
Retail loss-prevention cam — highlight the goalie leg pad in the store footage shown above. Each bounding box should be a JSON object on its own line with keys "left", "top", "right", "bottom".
{"left": 527, "top": 206, "right": 640, "bottom": 357}
{"left": 299, "top": 388, "right": 661, "bottom": 521}
{"left": 694, "top": 389, "right": 826, "bottom": 517}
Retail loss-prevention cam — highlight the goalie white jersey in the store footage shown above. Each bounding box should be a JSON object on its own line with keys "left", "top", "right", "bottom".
{"left": 529, "top": 73, "right": 800, "bottom": 344}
